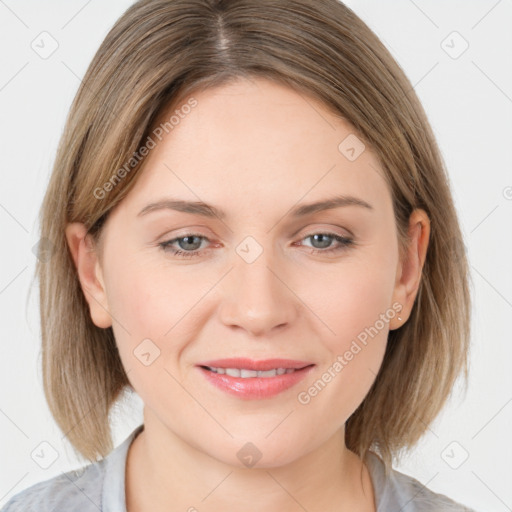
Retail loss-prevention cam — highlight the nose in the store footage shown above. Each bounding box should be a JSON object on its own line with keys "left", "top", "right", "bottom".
{"left": 218, "top": 246, "right": 298, "bottom": 337}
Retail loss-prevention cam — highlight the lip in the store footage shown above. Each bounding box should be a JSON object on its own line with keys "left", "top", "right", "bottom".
{"left": 197, "top": 358, "right": 314, "bottom": 371}
{"left": 196, "top": 358, "right": 315, "bottom": 400}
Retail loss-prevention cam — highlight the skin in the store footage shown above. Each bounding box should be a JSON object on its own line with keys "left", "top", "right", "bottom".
{"left": 66, "top": 77, "right": 430, "bottom": 512}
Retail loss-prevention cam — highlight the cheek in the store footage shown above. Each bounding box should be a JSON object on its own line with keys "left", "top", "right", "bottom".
{"left": 313, "top": 245, "right": 397, "bottom": 348}
{"left": 298, "top": 284, "right": 392, "bottom": 424}
{"left": 301, "top": 243, "right": 398, "bottom": 412}
{"left": 104, "top": 257, "right": 210, "bottom": 372}
{"left": 101, "top": 257, "right": 172, "bottom": 367}
{"left": 107, "top": 266, "right": 161, "bottom": 331}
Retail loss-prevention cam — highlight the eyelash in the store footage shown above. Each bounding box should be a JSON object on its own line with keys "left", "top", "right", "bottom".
{"left": 158, "top": 232, "right": 355, "bottom": 258}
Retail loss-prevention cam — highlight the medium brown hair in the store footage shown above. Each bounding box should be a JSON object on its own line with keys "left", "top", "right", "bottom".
{"left": 35, "top": 0, "right": 472, "bottom": 472}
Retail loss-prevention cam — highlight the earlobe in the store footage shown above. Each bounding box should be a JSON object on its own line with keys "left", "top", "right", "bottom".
{"left": 65, "top": 222, "right": 112, "bottom": 329}
{"left": 390, "top": 209, "right": 430, "bottom": 330}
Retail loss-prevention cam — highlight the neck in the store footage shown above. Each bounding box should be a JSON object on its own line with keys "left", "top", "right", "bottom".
{"left": 126, "top": 408, "right": 375, "bottom": 512}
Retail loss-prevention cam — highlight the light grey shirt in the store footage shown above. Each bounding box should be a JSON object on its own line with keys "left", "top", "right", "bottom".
{"left": 1, "top": 424, "right": 477, "bottom": 511}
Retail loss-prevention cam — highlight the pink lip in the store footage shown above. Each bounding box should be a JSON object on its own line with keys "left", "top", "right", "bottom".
{"left": 196, "top": 358, "right": 315, "bottom": 400}
{"left": 198, "top": 357, "right": 314, "bottom": 371}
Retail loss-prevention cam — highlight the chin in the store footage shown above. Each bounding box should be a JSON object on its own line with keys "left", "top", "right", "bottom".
{"left": 205, "top": 432, "right": 310, "bottom": 470}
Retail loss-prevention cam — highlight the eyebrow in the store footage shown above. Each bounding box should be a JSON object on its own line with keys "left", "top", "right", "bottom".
{"left": 137, "top": 194, "right": 373, "bottom": 220}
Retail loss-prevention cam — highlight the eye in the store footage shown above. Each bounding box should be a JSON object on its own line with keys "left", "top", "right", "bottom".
{"left": 158, "top": 231, "right": 355, "bottom": 259}
{"left": 298, "top": 232, "right": 354, "bottom": 255}
{"left": 159, "top": 234, "right": 209, "bottom": 258}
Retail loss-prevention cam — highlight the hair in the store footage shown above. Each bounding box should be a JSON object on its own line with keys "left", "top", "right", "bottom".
{"left": 34, "top": 0, "right": 472, "bottom": 473}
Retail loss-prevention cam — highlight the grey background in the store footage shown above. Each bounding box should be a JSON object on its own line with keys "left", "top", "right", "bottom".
{"left": 0, "top": 1, "right": 511, "bottom": 510}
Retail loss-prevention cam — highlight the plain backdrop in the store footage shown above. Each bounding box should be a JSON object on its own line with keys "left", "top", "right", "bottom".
{"left": 0, "top": 1, "right": 511, "bottom": 510}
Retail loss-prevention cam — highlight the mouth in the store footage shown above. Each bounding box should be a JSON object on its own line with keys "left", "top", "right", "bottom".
{"left": 196, "top": 358, "right": 315, "bottom": 399}
{"left": 201, "top": 366, "right": 306, "bottom": 377}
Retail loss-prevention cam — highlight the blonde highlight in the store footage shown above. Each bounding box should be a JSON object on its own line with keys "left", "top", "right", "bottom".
{"left": 35, "top": 0, "right": 471, "bottom": 472}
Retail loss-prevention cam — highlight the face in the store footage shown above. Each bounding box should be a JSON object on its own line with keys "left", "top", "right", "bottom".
{"left": 69, "top": 77, "right": 424, "bottom": 468}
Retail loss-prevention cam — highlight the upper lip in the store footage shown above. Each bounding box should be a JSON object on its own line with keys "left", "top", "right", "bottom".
{"left": 198, "top": 358, "right": 314, "bottom": 371}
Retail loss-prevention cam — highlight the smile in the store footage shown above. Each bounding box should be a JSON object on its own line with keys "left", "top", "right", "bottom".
{"left": 196, "top": 359, "right": 315, "bottom": 400}
{"left": 203, "top": 366, "right": 298, "bottom": 377}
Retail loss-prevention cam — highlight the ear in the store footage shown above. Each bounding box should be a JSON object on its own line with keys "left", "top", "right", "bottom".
{"left": 390, "top": 209, "right": 430, "bottom": 330}
{"left": 65, "top": 222, "right": 112, "bottom": 329}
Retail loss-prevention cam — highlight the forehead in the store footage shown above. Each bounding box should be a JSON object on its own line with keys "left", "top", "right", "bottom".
{"left": 115, "top": 77, "right": 390, "bottom": 219}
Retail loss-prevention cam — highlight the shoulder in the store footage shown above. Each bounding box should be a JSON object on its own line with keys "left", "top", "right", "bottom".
{"left": 0, "top": 460, "right": 106, "bottom": 512}
{"left": 365, "top": 452, "right": 478, "bottom": 512}
{"left": 1, "top": 425, "right": 143, "bottom": 512}
{"left": 387, "top": 467, "right": 476, "bottom": 511}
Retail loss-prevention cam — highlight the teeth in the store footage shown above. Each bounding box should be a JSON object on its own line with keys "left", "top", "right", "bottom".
{"left": 240, "top": 369, "right": 258, "bottom": 378}
{"left": 207, "top": 367, "right": 297, "bottom": 378}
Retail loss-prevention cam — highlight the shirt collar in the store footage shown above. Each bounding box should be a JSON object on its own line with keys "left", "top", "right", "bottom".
{"left": 101, "top": 425, "right": 394, "bottom": 512}
{"left": 102, "top": 424, "right": 144, "bottom": 512}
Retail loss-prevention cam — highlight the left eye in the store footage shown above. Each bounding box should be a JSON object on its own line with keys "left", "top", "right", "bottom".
{"left": 299, "top": 232, "right": 354, "bottom": 254}
{"left": 159, "top": 234, "right": 207, "bottom": 258}
{"left": 159, "top": 232, "right": 354, "bottom": 258}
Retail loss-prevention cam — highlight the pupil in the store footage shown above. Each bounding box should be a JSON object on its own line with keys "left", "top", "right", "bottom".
{"left": 312, "top": 234, "right": 331, "bottom": 249}
{"left": 180, "top": 236, "right": 201, "bottom": 251}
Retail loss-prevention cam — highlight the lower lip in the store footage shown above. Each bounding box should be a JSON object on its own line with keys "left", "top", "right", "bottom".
{"left": 197, "top": 365, "right": 315, "bottom": 400}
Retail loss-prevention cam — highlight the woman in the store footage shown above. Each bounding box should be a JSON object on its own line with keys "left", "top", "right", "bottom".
{"left": 2, "top": 0, "right": 475, "bottom": 510}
